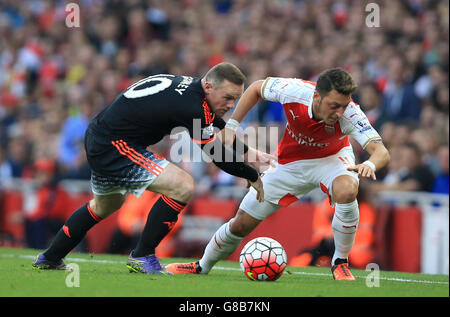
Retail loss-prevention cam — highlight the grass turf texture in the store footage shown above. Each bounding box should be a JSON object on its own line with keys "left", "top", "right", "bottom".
{"left": 0, "top": 247, "right": 448, "bottom": 297}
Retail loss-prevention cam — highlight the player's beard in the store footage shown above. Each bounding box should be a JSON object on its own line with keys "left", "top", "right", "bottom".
{"left": 312, "top": 96, "right": 324, "bottom": 122}
{"left": 316, "top": 97, "right": 337, "bottom": 125}
{"left": 216, "top": 108, "right": 227, "bottom": 117}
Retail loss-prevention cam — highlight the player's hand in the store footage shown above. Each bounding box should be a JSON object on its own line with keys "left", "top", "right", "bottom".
{"left": 347, "top": 164, "right": 376, "bottom": 180}
{"left": 245, "top": 148, "right": 277, "bottom": 173}
{"left": 247, "top": 176, "right": 264, "bottom": 203}
{"left": 220, "top": 127, "right": 236, "bottom": 149}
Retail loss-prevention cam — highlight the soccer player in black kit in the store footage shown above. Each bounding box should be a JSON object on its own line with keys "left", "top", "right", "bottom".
{"left": 33, "top": 62, "right": 270, "bottom": 274}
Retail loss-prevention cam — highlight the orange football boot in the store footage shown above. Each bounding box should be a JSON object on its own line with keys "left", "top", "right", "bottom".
{"left": 331, "top": 259, "right": 356, "bottom": 281}
{"left": 165, "top": 261, "right": 201, "bottom": 274}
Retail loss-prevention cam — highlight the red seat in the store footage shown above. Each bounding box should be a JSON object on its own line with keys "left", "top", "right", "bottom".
{"left": 390, "top": 206, "right": 422, "bottom": 273}
{"left": 190, "top": 197, "right": 238, "bottom": 220}
{"left": 1, "top": 191, "right": 25, "bottom": 243}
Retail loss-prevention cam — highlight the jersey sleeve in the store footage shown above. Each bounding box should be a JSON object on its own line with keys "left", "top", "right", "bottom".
{"left": 260, "top": 77, "right": 315, "bottom": 104}
{"left": 340, "top": 101, "right": 382, "bottom": 149}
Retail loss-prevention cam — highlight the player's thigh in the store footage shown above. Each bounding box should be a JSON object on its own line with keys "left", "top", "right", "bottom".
{"left": 254, "top": 161, "right": 308, "bottom": 206}
{"left": 316, "top": 147, "right": 359, "bottom": 204}
{"left": 90, "top": 193, "right": 127, "bottom": 219}
{"left": 239, "top": 191, "right": 281, "bottom": 221}
{"left": 146, "top": 162, "right": 195, "bottom": 203}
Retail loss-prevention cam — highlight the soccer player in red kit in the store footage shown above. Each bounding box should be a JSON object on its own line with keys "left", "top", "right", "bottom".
{"left": 166, "top": 68, "right": 390, "bottom": 280}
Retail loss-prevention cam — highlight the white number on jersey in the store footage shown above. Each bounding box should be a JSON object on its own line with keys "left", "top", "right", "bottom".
{"left": 123, "top": 75, "right": 174, "bottom": 99}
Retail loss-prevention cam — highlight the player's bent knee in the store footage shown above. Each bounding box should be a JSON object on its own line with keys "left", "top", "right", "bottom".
{"left": 171, "top": 172, "right": 195, "bottom": 203}
{"left": 148, "top": 164, "right": 195, "bottom": 203}
{"left": 230, "top": 209, "right": 261, "bottom": 237}
{"left": 90, "top": 194, "right": 126, "bottom": 219}
{"left": 332, "top": 176, "right": 359, "bottom": 204}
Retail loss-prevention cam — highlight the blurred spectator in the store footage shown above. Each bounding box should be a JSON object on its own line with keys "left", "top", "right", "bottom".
{"left": 376, "top": 55, "right": 422, "bottom": 129}
{"left": 24, "top": 158, "right": 70, "bottom": 249}
{"left": 410, "top": 127, "right": 441, "bottom": 176}
{"left": 358, "top": 83, "right": 382, "bottom": 126}
{"left": 432, "top": 145, "right": 449, "bottom": 194}
{"left": 433, "top": 82, "right": 449, "bottom": 114}
{"left": 58, "top": 91, "right": 97, "bottom": 180}
{"left": 6, "top": 136, "right": 32, "bottom": 178}
{"left": 381, "top": 122, "right": 415, "bottom": 149}
{"left": 196, "top": 163, "right": 236, "bottom": 197}
{"left": 372, "top": 143, "right": 435, "bottom": 193}
{"left": 0, "top": 0, "right": 447, "bottom": 215}
{"left": 378, "top": 145, "right": 408, "bottom": 186}
{"left": 0, "top": 147, "right": 13, "bottom": 187}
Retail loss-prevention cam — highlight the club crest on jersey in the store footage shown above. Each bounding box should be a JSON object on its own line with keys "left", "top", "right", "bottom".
{"left": 202, "top": 123, "right": 215, "bottom": 138}
{"left": 324, "top": 124, "right": 335, "bottom": 135}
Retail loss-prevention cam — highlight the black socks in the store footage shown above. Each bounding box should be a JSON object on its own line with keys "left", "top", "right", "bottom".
{"left": 43, "top": 203, "right": 102, "bottom": 261}
{"left": 43, "top": 195, "right": 186, "bottom": 261}
{"left": 132, "top": 195, "right": 186, "bottom": 257}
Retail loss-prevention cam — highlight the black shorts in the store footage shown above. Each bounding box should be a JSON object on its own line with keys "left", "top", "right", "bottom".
{"left": 84, "top": 128, "right": 169, "bottom": 198}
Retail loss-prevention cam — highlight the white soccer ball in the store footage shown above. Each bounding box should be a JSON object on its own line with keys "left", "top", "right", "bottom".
{"left": 239, "top": 237, "right": 287, "bottom": 281}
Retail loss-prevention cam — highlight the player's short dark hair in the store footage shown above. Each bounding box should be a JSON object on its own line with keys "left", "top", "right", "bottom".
{"left": 204, "top": 62, "right": 246, "bottom": 87}
{"left": 316, "top": 68, "right": 357, "bottom": 97}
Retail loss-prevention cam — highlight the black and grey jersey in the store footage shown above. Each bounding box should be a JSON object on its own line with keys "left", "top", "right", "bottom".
{"left": 86, "top": 74, "right": 257, "bottom": 182}
{"left": 89, "top": 74, "right": 221, "bottom": 147}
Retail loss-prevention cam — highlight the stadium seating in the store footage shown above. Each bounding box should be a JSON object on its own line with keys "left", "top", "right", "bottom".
{"left": 0, "top": 190, "right": 432, "bottom": 272}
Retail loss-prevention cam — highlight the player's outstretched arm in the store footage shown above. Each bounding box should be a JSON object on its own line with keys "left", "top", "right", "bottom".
{"left": 214, "top": 116, "right": 276, "bottom": 173}
{"left": 347, "top": 141, "right": 390, "bottom": 180}
{"left": 222, "top": 80, "right": 264, "bottom": 148}
{"left": 198, "top": 137, "right": 264, "bottom": 202}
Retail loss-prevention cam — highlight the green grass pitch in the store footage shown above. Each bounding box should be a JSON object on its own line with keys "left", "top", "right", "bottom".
{"left": 0, "top": 247, "right": 448, "bottom": 298}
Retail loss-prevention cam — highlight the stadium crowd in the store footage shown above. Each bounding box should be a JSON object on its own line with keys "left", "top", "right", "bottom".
{"left": 0, "top": 0, "right": 448, "bottom": 256}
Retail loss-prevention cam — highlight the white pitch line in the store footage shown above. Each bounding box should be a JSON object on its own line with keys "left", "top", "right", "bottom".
{"left": 212, "top": 265, "right": 449, "bottom": 285}
{"left": 2, "top": 253, "right": 448, "bottom": 285}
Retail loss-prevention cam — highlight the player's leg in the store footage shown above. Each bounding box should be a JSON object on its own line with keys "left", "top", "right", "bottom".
{"left": 319, "top": 148, "right": 360, "bottom": 280}
{"left": 329, "top": 175, "right": 359, "bottom": 280}
{"left": 34, "top": 141, "right": 170, "bottom": 270}
{"left": 129, "top": 163, "right": 193, "bottom": 260}
{"left": 331, "top": 175, "right": 359, "bottom": 263}
{"left": 165, "top": 161, "right": 297, "bottom": 274}
{"left": 33, "top": 193, "right": 126, "bottom": 269}
{"left": 198, "top": 198, "right": 280, "bottom": 274}
{"left": 166, "top": 191, "right": 281, "bottom": 274}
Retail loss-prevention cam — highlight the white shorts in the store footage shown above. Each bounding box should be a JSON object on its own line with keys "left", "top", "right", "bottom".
{"left": 240, "top": 146, "right": 359, "bottom": 220}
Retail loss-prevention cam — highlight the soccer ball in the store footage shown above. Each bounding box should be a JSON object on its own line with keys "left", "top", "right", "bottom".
{"left": 239, "top": 237, "right": 287, "bottom": 281}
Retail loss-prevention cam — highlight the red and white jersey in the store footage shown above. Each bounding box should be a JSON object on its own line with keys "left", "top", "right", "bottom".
{"left": 261, "top": 77, "right": 382, "bottom": 164}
